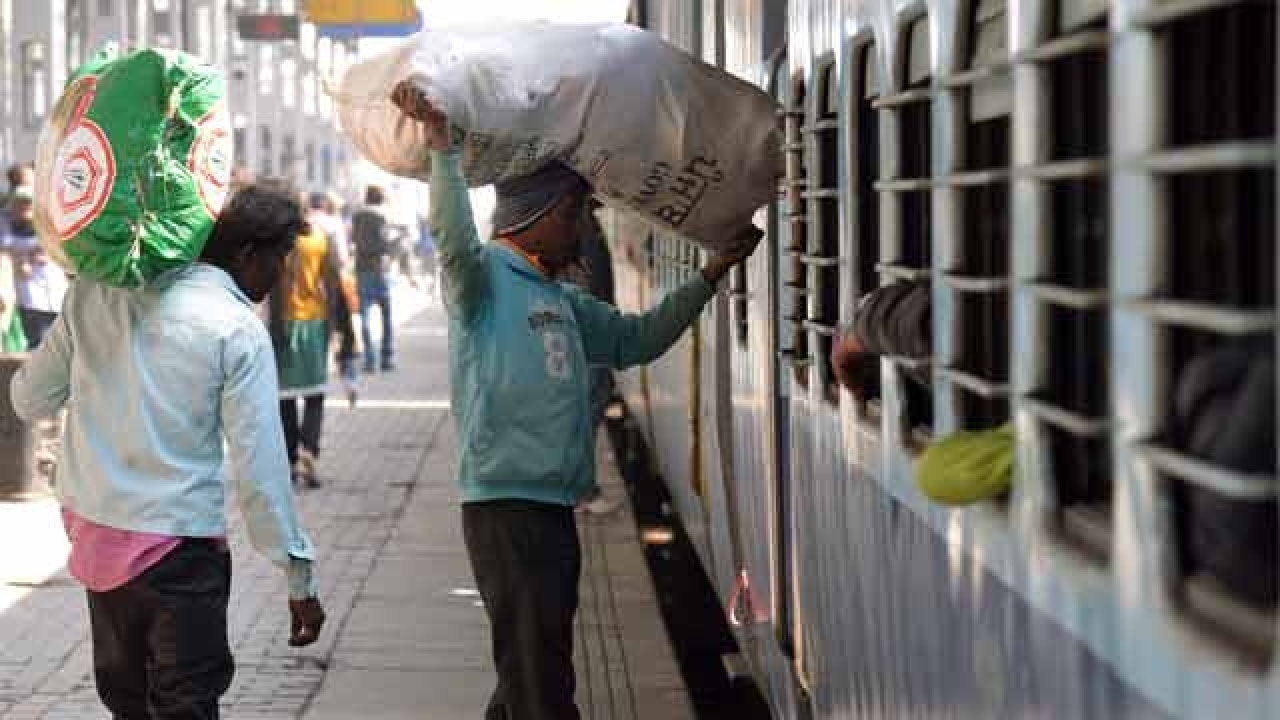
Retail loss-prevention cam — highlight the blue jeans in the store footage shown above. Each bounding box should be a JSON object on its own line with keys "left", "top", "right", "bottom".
{"left": 358, "top": 272, "right": 393, "bottom": 369}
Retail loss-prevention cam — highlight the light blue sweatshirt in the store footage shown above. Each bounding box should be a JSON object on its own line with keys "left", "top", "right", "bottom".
{"left": 429, "top": 151, "right": 715, "bottom": 506}
{"left": 9, "top": 264, "right": 317, "bottom": 598}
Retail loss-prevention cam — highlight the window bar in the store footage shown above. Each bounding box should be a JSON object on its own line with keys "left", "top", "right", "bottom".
{"left": 1138, "top": 443, "right": 1277, "bottom": 500}
{"left": 1026, "top": 282, "right": 1108, "bottom": 309}
{"left": 942, "top": 63, "right": 1011, "bottom": 89}
{"left": 871, "top": 87, "right": 932, "bottom": 109}
{"left": 1137, "top": 141, "right": 1276, "bottom": 173}
{"left": 802, "top": 321, "right": 838, "bottom": 337}
{"left": 875, "top": 178, "right": 934, "bottom": 192}
{"left": 1134, "top": 0, "right": 1258, "bottom": 28}
{"left": 940, "top": 169, "right": 1013, "bottom": 186}
{"left": 1125, "top": 299, "right": 1276, "bottom": 335}
{"left": 939, "top": 367, "right": 1011, "bottom": 398}
{"left": 799, "top": 254, "right": 840, "bottom": 267}
{"left": 1014, "top": 31, "right": 1110, "bottom": 64}
{"left": 942, "top": 273, "right": 1011, "bottom": 293}
{"left": 1017, "top": 158, "right": 1109, "bottom": 180}
{"left": 876, "top": 263, "right": 933, "bottom": 281}
{"left": 1022, "top": 396, "right": 1110, "bottom": 437}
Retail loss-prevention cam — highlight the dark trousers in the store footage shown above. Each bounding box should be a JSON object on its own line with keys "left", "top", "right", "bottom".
{"left": 18, "top": 307, "right": 56, "bottom": 348}
{"left": 280, "top": 395, "right": 324, "bottom": 465}
{"left": 88, "top": 540, "right": 234, "bottom": 720}
{"left": 462, "top": 500, "right": 582, "bottom": 720}
{"left": 357, "top": 272, "right": 393, "bottom": 369}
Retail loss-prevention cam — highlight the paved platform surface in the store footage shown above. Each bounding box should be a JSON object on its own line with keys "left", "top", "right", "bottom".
{"left": 0, "top": 291, "right": 693, "bottom": 719}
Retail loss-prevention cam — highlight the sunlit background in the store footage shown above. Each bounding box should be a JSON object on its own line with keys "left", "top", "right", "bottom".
{"left": 0, "top": 0, "right": 634, "bottom": 614}
{"left": 416, "top": 0, "right": 629, "bottom": 25}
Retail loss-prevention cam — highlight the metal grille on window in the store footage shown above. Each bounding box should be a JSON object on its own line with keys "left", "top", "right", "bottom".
{"left": 849, "top": 44, "right": 885, "bottom": 409}
{"left": 781, "top": 74, "right": 810, "bottom": 384}
{"left": 805, "top": 59, "right": 840, "bottom": 401}
{"left": 1130, "top": 0, "right": 1277, "bottom": 663}
{"left": 875, "top": 15, "right": 934, "bottom": 438}
{"left": 941, "top": 0, "right": 1012, "bottom": 430}
{"left": 1018, "top": 0, "right": 1111, "bottom": 559}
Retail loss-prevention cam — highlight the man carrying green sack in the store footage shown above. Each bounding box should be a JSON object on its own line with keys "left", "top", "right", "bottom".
{"left": 11, "top": 186, "right": 326, "bottom": 719}
{"left": 916, "top": 424, "right": 1015, "bottom": 506}
{"left": 33, "top": 44, "right": 231, "bottom": 287}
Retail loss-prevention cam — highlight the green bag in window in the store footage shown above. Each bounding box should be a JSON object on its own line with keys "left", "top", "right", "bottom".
{"left": 33, "top": 44, "right": 232, "bottom": 287}
{"left": 916, "top": 423, "right": 1015, "bottom": 506}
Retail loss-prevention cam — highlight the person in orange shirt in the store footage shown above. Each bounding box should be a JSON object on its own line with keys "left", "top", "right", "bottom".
{"left": 269, "top": 194, "right": 355, "bottom": 488}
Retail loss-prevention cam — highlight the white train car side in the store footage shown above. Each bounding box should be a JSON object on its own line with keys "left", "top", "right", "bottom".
{"left": 606, "top": 0, "right": 1279, "bottom": 717}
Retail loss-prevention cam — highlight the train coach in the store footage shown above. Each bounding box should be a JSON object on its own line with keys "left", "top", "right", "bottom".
{"left": 603, "top": 0, "right": 1278, "bottom": 717}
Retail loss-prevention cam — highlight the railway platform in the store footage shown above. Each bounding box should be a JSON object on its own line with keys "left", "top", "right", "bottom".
{"left": 0, "top": 299, "right": 693, "bottom": 720}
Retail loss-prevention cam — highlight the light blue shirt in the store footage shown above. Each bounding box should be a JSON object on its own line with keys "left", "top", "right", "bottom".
{"left": 9, "top": 263, "right": 317, "bottom": 598}
{"left": 429, "top": 151, "right": 715, "bottom": 506}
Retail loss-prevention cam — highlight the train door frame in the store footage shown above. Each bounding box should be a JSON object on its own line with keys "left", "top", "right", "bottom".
{"left": 766, "top": 46, "right": 799, "bottom": 662}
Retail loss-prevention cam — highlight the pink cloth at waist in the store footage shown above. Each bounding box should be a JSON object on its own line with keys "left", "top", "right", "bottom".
{"left": 60, "top": 509, "right": 225, "bottom": 593}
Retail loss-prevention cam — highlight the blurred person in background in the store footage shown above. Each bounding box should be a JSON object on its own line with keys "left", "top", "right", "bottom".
{"left": 350, "top": 185, "right": 410, "bottom": 373}
{"left": 309, "top": 192, "right": 350, "bottom": 268}
{"left": 561, "top": 200, "right": 619, "bottom": 515}
{"left": 3, "top": 187, "right": 68, "bottom": 347}
{"left": 270, "top": 194, "right": 357, "bottom": 488}
{"left": 1, "top": 163, "right": 33, "bottom": 216}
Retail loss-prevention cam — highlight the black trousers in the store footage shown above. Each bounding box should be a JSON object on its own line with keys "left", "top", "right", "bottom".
{"left": 87, "top": 539, "right": 233, "bottom": 720}
{"left": 462, "top": 500, "right": 582, "bottom": 720}
{"left": 280, "top": 395, "right": 324, "bottom": 465}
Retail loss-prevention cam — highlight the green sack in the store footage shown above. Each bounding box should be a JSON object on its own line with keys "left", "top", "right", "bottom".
{"left": 916, "top": 423, "right": 1015, "bottom": 506}
{"left": 33, "top": 45, "right": 232, "bottom": 287}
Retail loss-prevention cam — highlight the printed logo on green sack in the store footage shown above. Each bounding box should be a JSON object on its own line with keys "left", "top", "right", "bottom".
{"left": 50, "top": 76, "right": 115, "bottom": 239}
{"left": 188, "top": 104, "right": 232, "bottom": 216}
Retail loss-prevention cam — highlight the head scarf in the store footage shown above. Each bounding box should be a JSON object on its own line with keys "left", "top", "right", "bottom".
{"left": 490, "top": 161, "right": 590, "bottom": 237}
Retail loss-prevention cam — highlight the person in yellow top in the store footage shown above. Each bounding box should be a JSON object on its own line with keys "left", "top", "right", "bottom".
{"left": 269, "top": 194, "right": 355, "bottom": 487}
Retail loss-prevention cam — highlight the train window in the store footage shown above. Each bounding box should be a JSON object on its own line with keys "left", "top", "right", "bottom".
{"left": 1059, "top": 0, "right": 1107, "bottom": 32}
{"left": 1020, "top": 1, "right": 1112, "bottom": 559}
{"left": 943, "top": 0, "right": 1012, "bottom": 431}
{"left": 1135, "top": 0, "right": 1277, "bottom": 661}
{"left": 843, "top": 43, "right": 886, "bottom": 414}
{"left": 782, "top": 73, "right": 810, "bottom": 386}
{"left": 807, "top": 58, "right": 841, "bottom": 402}
{"left": 873, "top": 13, "right": 935, "bottom": 440}
{"left": 852, "top": 45, "right": 880, "bottom": 303}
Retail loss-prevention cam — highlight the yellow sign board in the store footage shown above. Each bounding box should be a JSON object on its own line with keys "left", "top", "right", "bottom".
{"left": 303, "top": 0, "right": 418, "bottom": 26}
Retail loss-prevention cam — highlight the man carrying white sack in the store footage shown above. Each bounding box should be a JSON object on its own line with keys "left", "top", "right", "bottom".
{"left": 391, "top": 81, "right": 761, "bottom": 720}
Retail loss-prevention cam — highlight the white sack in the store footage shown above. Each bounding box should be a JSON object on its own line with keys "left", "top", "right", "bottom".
{"left": 331, "top": 21, "right": 782, "bottom": 251}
